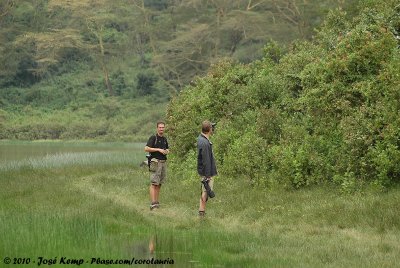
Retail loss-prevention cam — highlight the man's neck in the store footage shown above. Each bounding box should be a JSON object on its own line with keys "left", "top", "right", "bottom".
{"left": 202, "top": 132, "right": 210, "bottom": 139}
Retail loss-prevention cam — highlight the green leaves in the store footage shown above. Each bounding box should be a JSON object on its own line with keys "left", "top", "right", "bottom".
{"left": 167, "top": 0, "right": 400, "bottom": 191}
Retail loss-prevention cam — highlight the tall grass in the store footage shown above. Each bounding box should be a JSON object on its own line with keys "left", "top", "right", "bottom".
{"left": 0, "top": 151, "right": 137, "bottom": 171}
{"left": 1, "top": 211, "right": 107, "bottom": 256}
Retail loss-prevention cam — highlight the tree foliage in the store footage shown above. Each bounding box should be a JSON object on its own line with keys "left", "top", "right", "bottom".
{"left": 0, "top": 0, "right": 357, "bottom": 91}
{"left": 167, "top": 0, "right": 400, "bottom": 191}
{"left": 0, "top": 0, "right": 368, "bottom": 146}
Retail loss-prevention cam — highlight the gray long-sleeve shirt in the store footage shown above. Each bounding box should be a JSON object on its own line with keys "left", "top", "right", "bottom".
{"left": 197, "top": 134, "right": 217, "bottom": 177}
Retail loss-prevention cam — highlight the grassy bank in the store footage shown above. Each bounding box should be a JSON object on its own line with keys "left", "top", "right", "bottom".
{"left": 0, "top": 141, "right": 399, "bottom": 267}
{"left": 0, "top": 97, "right": 167, "bottom": 142}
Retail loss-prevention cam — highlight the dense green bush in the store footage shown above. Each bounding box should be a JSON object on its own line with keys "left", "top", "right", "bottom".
{"left": 136, "top": 71, "right": 159, "bottom": 96}
{"left": 167, "top": 1, "right": 400, "bottom": 191}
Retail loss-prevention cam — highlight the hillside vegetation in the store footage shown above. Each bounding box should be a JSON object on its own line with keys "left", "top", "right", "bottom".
{"left": 166, "top": 0, "right": 400, "bottom": 191}
{"left": 0, "top": 0, "right": 357, "bottom": 140}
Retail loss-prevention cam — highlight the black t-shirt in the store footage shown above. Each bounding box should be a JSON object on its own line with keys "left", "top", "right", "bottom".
{"left": 146, "top": 134, "right": 169, "bottom": 160}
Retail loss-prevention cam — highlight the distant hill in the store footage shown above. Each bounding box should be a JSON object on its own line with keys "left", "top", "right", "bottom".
{"left": 0, "top": 0, "right": 359, "bottom": 140}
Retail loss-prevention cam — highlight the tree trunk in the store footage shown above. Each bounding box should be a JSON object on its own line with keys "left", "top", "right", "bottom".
{"left": 98, "top": 30, "right": 113, "bottom": 96}
{"left": 136, "top": 33, "right": 146, "bottom": 66}
{"left": 102, "top": 64, "right": 113, "bottom": 96}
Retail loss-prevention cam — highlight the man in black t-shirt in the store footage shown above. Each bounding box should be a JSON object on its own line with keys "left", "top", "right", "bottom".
{"left": 144, "top": 121, "right": 169, "bottom": 210}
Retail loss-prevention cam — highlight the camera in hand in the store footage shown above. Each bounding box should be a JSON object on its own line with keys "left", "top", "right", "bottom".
{"left": 202, "top": 179, "right": 215, "bottom": 198}
{"left": 146, "top": 154, "right": 152, "bottom": 167}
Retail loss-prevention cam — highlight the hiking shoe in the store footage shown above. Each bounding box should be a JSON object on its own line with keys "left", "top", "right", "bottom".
{"left": 150, "top": 202, "right": 160, "bottom": 210}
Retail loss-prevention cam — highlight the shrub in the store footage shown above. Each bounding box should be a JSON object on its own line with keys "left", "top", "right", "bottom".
{"left": 166, "top": 2, "right": 400, "bottom": 191}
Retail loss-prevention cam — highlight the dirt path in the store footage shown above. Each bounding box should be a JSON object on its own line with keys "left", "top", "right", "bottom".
{"left": 72, "top": 171, "right": 204, "bottom": 225}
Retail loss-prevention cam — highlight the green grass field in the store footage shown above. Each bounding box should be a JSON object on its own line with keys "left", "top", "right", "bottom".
{"left": 0, "top": 141, "right": 399, "bottom": 267}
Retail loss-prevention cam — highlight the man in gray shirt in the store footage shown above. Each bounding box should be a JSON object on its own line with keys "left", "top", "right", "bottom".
{"left": 197, "top": 120, "right": 217, "bottom": 216}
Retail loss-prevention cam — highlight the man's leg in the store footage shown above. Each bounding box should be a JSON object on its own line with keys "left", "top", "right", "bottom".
{"left": 150, "top": 184, "right": 157, "bottom": 204}
{"left": 154, "top": 162, "right": 165, "bottom": 206}
{"left": 155, "top": 185, "right": 161, "bottom": 203}
{"left": 199, "top": 191, "right": 207, "bottom": 213}
{"left": 199, "top": 178, "right": 213, "bottom": 216}
{"left": 150, "top": 184, "right": 160, "bottom": 210}
{"left": 149, "top": 162, "right": 162, "bottom": 210}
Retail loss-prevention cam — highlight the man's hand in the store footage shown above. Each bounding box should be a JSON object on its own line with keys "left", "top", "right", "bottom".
{"left": 159, "top": 149, "right": 169, "bottom": 155}
{"left": 201, "top": 177, "right": 210, "bottom": 182}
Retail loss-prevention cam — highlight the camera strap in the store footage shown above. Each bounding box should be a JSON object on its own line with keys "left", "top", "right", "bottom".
{"left": 154, "top": 134, "right": 158, "bottom": 147}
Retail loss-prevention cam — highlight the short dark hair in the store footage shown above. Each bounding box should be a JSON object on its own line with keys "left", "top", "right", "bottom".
{"left": 201, "top": 120, "right": 212, "bottom": 133}
{"left": 157, "top": 121, "right": 165, "bottom": 127}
